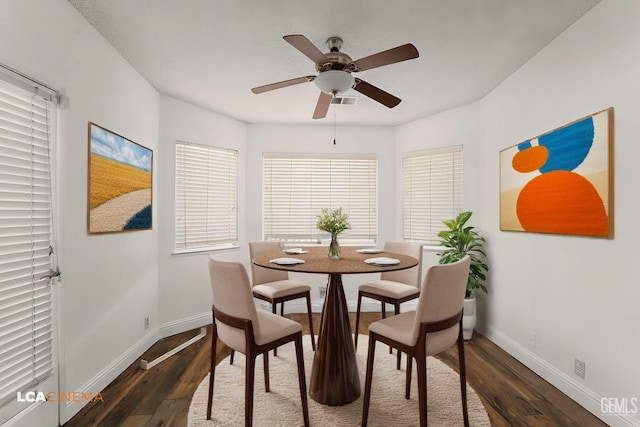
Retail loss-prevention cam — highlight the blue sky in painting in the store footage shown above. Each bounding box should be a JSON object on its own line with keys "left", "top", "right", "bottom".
{"left": 90, "top": 124, "right": 152, "bottom": 171}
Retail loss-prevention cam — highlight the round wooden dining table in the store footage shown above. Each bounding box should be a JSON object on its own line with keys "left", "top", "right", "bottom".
{"left": 251, "top": 246, "right": 419, "bottom": 406}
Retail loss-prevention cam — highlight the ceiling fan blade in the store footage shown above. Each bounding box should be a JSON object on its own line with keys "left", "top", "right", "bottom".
{"left": 312, "top": 92, "right": 332, "bottom": 119}
{"left": 352, "top": 43, "right": 419, "bottom": 72}
{"left": 283, "top": 34, "right": 328, "bottom": 65}
{"left": 353, "top": 79, "right": 401, "bottom": 108}
{"left": 251, "top": 76, "right": 315, "bottom": 94}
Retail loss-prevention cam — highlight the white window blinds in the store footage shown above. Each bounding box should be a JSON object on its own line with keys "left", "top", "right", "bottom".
{"left": 175, "top": 141, "right": 238, "bottom": 253}
{"left": 0, "top": 78, "right": 54, "bottom": 410}
{"left": 403, "top": 146, "right": 463, "bottom": 245}
{"left": 263, "top": 154, "right": 378, "bottom": 243}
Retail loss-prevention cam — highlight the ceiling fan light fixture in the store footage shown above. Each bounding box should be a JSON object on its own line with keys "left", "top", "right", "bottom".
{"left": 315, "top": 70, "right": 354, "bottom": 95}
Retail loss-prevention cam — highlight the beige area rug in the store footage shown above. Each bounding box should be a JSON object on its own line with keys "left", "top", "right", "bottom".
{"left": 188, "top": 335, "right": 491, "bottom": 426}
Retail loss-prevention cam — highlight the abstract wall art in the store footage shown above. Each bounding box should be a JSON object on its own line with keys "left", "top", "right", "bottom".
{"left": 499, "top": 108, "right": 613, "bottom": 237}
{"left": 88, "top": 122, "right": 153, "bottom": 234}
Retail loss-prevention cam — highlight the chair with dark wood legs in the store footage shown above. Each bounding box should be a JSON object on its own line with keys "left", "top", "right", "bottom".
{"left": 248, "top": 241, "right": 315, "bottom": 357}
{"left": 207, "top": 257, "right": 310, "bottom": 427}
{"left": 362, "top": 256, "right": 471, "bottom": 427}
{"left": 354, "top": 241, "right": 423, "bottom": 369}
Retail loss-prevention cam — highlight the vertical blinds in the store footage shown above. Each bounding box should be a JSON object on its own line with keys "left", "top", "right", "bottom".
{"left": 175, "top": 141, "right": 238, "bottom": 252}
{"left": 0, "top": 78, "right": 54, "bottom": 409}
{"left": 403, "top": 146, "right": 463, "bottom": 245}
{"left": 263, "top": 154, "right": 378, "bottom": 243}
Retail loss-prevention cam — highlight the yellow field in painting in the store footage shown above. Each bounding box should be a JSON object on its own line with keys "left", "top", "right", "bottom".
{"left": 90, "top": 154, "right": 151, "bottom": 209}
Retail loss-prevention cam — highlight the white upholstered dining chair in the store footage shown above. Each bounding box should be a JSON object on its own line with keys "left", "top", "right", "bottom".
{"left": 249, "top": 241, "right": 315, "bottom": 354}
{"left": 354, "top": 241, "right": 423, "bottom": 368}
{"left": 207, "top": 257, "right": 310, "bottom": 427}
{"left": 361, "top": 255, "right": 471, "bottom": 427}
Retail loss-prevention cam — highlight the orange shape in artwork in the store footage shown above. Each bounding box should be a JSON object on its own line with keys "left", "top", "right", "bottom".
{"left": 516, "top": 171, "right": 608, "bottom": 236}
{"left": 512, "top": 146, "right": 549, "bottom": 173}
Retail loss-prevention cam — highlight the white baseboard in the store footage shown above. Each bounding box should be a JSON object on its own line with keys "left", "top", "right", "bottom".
{"left": 60, "top": 314, "right": 215, "bottom": 424}
{"left": 158, "top": 312, "right": 211, "bottom": 339}
{"left": 57, "top": 299, "right": 408, "bottom": 425}
{"left": 59, "top": 328, "right": 160, "bottom": 424}
{"left": 154, "top": 298, "right": 413, "bottom": 342}
{"left": 477, "top": 324, "right": 640, "bottom": 427}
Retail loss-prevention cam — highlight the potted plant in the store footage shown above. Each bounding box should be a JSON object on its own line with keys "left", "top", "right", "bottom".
{"left": 437, "top": 211, "right": 488, "bottom": 340}
{"left": 316, "top": 207, "right": 350, "bottom": 259}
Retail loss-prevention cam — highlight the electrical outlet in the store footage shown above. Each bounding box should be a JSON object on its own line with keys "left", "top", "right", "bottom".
{"left": 574, "top": 358, "right": 585, "bottom": 379}
{"left": 144, "top": 316, "right": 150, "bottom": 330}
{"left": 319, "top": 286, "right": 327, "bottom": 298}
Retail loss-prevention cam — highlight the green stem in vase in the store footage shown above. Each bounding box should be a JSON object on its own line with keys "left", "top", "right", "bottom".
{"left": 328, "top": 232, "right": 341, "bottom": 259}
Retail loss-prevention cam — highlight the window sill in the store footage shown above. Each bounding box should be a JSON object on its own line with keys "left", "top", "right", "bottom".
{"left": 172, "top": 244, "right": 240, "bottom": 256}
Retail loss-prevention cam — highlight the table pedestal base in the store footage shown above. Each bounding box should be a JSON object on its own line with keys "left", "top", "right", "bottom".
{"left": 310, "top": 273, "right": 361, "bottom": 405}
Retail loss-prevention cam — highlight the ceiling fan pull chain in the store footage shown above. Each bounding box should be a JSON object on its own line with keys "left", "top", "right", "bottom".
{"left": 333, "top": 92, "right": 338, "bottom": 145}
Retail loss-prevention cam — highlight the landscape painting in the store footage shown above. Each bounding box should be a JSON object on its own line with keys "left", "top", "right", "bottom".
{"left": 499, "top": 108, "right": 613, "bottom": 238}
{"left": 88, "top": 122, "right": 153, "bottom": 233}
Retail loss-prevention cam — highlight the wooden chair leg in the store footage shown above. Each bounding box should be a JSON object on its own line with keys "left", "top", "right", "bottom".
{"left": 354, "top": 292, "right": 362, "bottom": 349}
{"left": 305, "top": 292, "right": 316, "bottom": 351}
{"left": 245, "top": 354, "right": 256, "bottom": 427}
{"left": 395, "top": 303, "right": 402, "bottom": 367}
{"left": 263, "top": 352, "right": 270, "bottom": 393}
{"left": 271, "top": 302, "right": 278, "bottom": 357}
{"left": 206, "top": 325, "right": 218, "bottom": 420}
{"left": 405, "top": 355, "right": 412, "bottom": 400}
{"left": 457, "top": 327, "right": 469, "bottom": 427}
{"left": 417, "top": 355, "right": 428, "bottom": 427}
{"left": 380, "top": 302, "right": 392, "bottom": 355}
{"left": 361, "top": 332, "right": 377, "bottom": 427}
{"left": 294, "top": 334, "right": 310, "bottom": 427}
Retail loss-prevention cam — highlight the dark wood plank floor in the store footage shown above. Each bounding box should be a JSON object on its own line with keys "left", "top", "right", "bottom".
{"left": 63, "top": 312, "right": 608, "bottom": 427}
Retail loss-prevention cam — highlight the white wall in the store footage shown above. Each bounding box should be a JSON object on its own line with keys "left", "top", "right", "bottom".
{"left": 246, "top": 124, "right": 398, "bottom": 306}
{"left": 4, "top": 0, "right": 639, "bottom": 425}
{"left": 395, "top": 102, "right": 481, "bottom": 213}
{"left": 155, "top": 122, "right": 400, "bottom": 322}
{"left": 157, "top": 95, "right": 247, "bottom": 334}
{"left": 395, "top": 102, "right": 482, "bottom": 282}
{"left": 480, "top": 1, "right": 640, "bottom": 425}
{"left": 1, "top": 0, "right": 160, "bottom": 423}
{"left": 398, "top": 1, "right": 640, "bottom": 425}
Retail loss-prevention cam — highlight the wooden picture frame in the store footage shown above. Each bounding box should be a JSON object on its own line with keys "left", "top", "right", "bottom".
{"left": 87, "top": 122, "right": 153, "bottom": 234}
{"left": 499, "top": 108, "right": 613, "bottom": 237}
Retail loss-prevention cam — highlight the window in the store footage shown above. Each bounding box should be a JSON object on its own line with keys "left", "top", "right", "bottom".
{"left": 263, "top": 154, "right": 377, "bottom": 244}
{"left": 403, "top": 146, "right": 463, "bottom": 245}
{"left": 0, "top": 76, "right": 55, "bottom": 417}
{"left": 174, "top": 141, "right": 238, "bottom": 253}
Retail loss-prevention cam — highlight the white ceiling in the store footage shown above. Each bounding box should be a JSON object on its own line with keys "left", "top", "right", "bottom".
{"left": 68, "top": 0, "right": 599, "bottom": 126}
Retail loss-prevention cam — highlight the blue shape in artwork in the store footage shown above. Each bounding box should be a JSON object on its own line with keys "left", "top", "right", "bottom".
{"left": 124, "top": 205, "right": 152, "bottom": 230}
{"left": 538, "top": 117, "right": 594, "bottom": 173}
{"left": 517, "top": 141, "right": 532, "bottom": 151}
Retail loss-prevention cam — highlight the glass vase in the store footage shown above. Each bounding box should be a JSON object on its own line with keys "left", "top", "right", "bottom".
{"left": 328, "top": 232, "right": 341, "bottom": 259}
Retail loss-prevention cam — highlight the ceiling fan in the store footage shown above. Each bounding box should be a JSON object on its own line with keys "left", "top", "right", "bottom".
{"left": 251, "top": 34, "right": 419, "bottom": 119}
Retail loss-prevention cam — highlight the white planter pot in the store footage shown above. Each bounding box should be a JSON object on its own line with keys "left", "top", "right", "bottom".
{"left": 462, "top": 295, "right": 476, "bottom": 340}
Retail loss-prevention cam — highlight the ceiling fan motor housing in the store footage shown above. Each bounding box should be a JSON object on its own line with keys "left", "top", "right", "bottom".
{"left": 317, "top": 52, "right": 353, "bottom": 72}
{"left": 316, "top": 37, "right": 353, "bottom": 72}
